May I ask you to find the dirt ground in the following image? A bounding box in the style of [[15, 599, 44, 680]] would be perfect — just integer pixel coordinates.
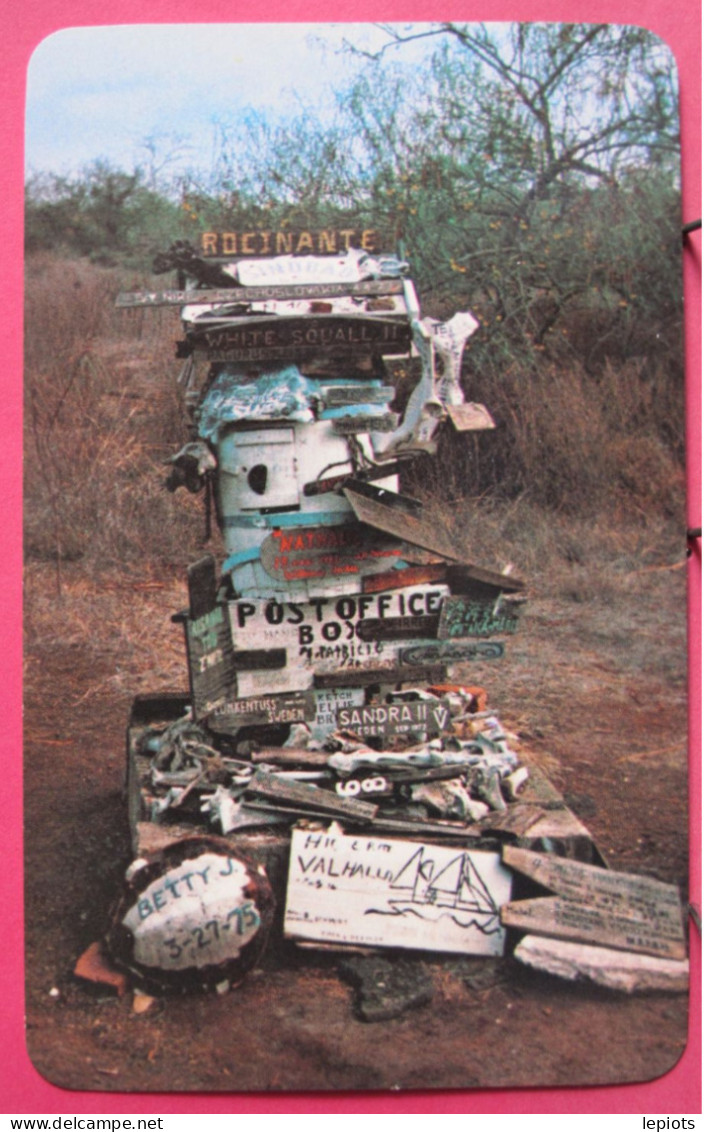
[[23, 547, 695, 1095]]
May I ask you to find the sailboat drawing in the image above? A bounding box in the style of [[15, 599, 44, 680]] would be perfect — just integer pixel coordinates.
[[365, 846, 503, 934]]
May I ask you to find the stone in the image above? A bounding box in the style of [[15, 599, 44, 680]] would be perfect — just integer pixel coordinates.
[[513, 934, 689, 994], [338, 955, 434, 1022]]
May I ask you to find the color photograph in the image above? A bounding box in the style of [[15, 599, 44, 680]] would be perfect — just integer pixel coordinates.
[[22, 21, 692, 1094]]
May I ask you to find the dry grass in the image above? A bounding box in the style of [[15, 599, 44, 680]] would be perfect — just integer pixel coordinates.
[[24, 254, 207, 586]]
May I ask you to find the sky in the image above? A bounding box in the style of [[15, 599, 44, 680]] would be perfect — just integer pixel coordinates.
[[25, 23, 420, 181]]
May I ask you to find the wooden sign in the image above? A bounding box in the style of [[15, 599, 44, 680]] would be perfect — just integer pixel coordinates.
[[356, 614, 439, 641], [322, 385, 395, 407], [336, 697, 454, 739], [227, 583, 449, 695], [107, 838, 275, 992], [191, 316, 412, 363], [183, 604, 236, 718], [208, 693, 309, 730], [116, 279, 405, 308], [501, 847, 687, 960], [284, 827, 512, 955], [399, 641, 505, 664], [438, 595, 520, 639], [500, 896, 686, 960], [332, 414, 398, 435], [200, 228, 385, 257], [187, 555, 217, 621], [344, 485, 462, 562], [245, 770, 378, 822], [446, 403, 496, 432], [259, 522, 404, 585]]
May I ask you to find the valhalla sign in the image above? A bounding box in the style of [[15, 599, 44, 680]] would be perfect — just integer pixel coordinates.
[[200, 229, 385, 257]]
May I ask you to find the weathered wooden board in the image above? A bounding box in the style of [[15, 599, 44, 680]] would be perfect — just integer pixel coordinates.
[[335, 697, 454, 739], [446, 403, 496, 432], [356, 614, 439, 641], [303, 461, 406, 497], [284, 827, 512, 955], [192, 315, 412, 363], [313, 664, 447, 689], [332, 414, 398, 435], [477, 806, 546, 837], [259, 522, 404, 585], [500, 895, 686, 960], [116, 280, 404, 308], [503, 846, 685, 912], [187, 555, 218, 620], [362, 564, 448, 593], [438, 595, 520, 639], [246, 770, 378, 822], [199, 228, 387, 258], [399, 641, 505, 664], [227, 584, 450, 695], [182, 605, 237, 719], [208, 693, 309, 731], [322, 385, 395, 406]]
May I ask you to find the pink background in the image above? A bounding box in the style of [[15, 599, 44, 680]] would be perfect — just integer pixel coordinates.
[[3, 0, 700, 1114]]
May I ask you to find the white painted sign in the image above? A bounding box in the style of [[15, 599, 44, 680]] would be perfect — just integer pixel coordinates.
[[122, 853, 262, 971], [229, 584, 449, 695], [284, 826, 512, 955]]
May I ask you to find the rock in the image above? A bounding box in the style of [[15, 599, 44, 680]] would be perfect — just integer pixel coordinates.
[[132, 991, 156, 1014], [513, 934, 689, 993], [74, 940, 129, 997], [338, 955, 434, 1022]]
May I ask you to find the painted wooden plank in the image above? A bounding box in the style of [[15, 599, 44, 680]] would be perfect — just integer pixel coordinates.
[[250, 748, 331, 768], [446, 403, 496, 432], [477, 805, 545, 837], [187, 555, 218, 621], [356, 614, 439, 641], [313, 664, 447, 689], [227, 585, 449, 693], [259, 522, 405, 585], [191, 315, 412, 363], [500, 895, 686, 960], [303, 461, 406, 497], [335, 697, 453, 739], [207, 693, 309, 730], [230, 648, 287, 671], [322, 385, 395, 406], [332, 414, 398, 435], [438, 595, 520, 639], [344, 486, 462, 562], [362, 564, 448, 593], [398, 641, 505, 664], [199, 228, 388, 258], [116, 280, 404, 308], [246, 770, 378, 822], [284, 827, 512, 955], [182, 605, 237, 719], [503, 846, 685, 909]]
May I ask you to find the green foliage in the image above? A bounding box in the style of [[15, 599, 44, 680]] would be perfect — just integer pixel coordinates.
[[25, 160, 189, 265], [24, 22, 684, 512]]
